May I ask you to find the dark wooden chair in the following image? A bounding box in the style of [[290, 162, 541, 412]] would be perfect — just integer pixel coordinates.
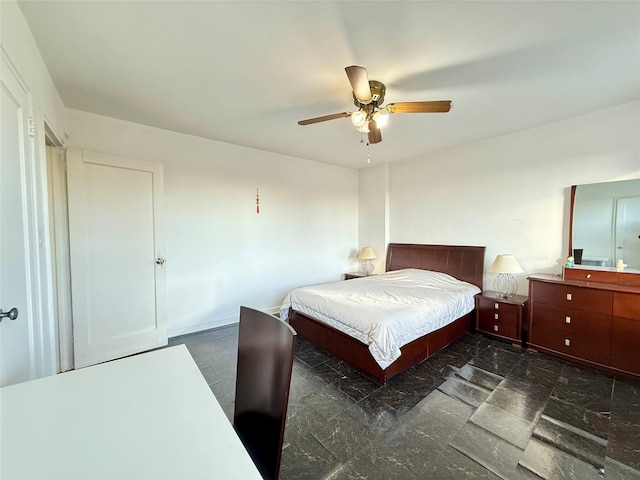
[[233, 306, 297, 480]]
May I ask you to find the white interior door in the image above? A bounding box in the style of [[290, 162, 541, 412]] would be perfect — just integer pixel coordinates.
[[67, 149, 167, 368], [0, 55, 35, 386], [615, 196, 640, 269]]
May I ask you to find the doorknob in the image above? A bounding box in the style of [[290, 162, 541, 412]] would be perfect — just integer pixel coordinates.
[[156, 257, 166, 266], [0, 308, 18, 321]]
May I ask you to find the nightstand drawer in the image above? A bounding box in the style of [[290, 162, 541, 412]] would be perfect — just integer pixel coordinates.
[[477, 298, 519, 322], [477, 313, 518, 339], [477, 307, 519, 327]]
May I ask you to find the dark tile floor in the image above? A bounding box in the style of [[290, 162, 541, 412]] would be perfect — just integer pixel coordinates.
[[168, 326, 640, 480]]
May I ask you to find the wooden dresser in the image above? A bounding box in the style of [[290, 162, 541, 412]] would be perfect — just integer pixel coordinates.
[[528, 268, 640, 378]]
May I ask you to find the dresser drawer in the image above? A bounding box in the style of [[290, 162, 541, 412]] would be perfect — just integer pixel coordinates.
[[618, 272, 640, 287], [531, 326, 611, 365], [530, 302, 611, 364], [531, 281, 613, 315], [613, 292, 640, 320], [530, 302, 609, 334], [612, 316, 640, 374], [564, 267, 618, 284]]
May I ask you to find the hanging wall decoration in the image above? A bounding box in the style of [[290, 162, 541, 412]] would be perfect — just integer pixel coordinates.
[[256, 188, 260, 214]]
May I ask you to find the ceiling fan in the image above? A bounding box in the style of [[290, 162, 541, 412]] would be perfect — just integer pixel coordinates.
[[298, 65, 452, 144]]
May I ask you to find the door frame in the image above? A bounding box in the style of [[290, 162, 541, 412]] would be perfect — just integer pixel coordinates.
[[613, 195, 640, 268], [45, 138, 73, 372], [1, 49, 60, 382], [32, 118, 66, 378]]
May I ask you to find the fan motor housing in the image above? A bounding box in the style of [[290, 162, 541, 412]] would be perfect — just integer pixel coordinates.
[[354, 80, 386, 107]]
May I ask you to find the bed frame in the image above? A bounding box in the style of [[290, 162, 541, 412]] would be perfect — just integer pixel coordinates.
[[288, 243, 485, 384]]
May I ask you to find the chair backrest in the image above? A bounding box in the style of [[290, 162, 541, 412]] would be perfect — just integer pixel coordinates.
[[233, 306, 297, 480]]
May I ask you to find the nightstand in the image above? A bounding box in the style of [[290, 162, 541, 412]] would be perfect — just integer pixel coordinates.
[[344, 272, 373, 280], [475, 291, 528, 344]]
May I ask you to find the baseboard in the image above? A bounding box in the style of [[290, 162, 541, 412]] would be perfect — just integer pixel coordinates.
[[168, 317, 237, 338], [168, 305, 281, 338]]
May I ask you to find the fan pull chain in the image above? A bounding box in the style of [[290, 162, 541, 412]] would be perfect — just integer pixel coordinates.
[[359, 133, 371, 164]]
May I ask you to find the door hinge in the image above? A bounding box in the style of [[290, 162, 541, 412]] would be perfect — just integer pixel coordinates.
[[28, 117, 36, 138], [64, 159, 68, 173]]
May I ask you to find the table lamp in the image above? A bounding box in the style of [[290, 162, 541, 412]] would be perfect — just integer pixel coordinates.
[[358, 247, 376, 275], [488, 254, 523, 298]]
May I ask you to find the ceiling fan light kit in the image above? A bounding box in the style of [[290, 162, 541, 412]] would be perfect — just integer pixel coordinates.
[[298, 65, 452, 147], [372, 109, 389, 128], [351, 110, 367, 128]]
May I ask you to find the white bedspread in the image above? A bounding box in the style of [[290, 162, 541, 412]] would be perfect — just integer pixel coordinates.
[[280, 269, 480, 369]]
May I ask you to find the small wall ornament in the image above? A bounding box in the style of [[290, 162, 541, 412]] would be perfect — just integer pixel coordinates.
[[256, 188, 260, 214]]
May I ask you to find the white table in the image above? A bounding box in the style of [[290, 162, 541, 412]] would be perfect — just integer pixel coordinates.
[[0, 345, 262, 479]]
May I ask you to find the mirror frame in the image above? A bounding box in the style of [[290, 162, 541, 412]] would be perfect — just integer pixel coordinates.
[[568, 185, 577, 257]]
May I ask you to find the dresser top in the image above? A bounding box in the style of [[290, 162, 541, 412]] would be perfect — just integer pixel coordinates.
[[528, 273, 640, 294]]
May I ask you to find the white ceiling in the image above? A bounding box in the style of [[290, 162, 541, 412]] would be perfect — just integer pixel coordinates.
[[18, 1, 640, 170]]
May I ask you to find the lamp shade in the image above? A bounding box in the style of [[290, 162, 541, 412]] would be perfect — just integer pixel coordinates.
[[372, 109, 389, 128], [488, 254, 523, 274], [358, 247, 376, 260], [351, 110, 367, 128]]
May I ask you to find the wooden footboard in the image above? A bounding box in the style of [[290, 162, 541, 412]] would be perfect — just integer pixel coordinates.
[[289, 309, 473, 384]]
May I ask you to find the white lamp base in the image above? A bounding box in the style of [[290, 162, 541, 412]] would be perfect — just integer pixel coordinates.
[[493, 273, 517, 298], [361, 259, 374, 276]]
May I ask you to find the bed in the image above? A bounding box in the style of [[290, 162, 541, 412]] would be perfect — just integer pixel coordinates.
[[281, 244, 485, 384]]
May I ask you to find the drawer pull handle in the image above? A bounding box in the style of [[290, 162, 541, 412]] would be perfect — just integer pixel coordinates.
[[565, 339, 571, 347], [565, 316, 571, 324], [586, 274, 591, 279], [494, 303, 499, 309], [494, 325, 499, 332], [495, 313, 499, 320], [566, 293, 572, 301]]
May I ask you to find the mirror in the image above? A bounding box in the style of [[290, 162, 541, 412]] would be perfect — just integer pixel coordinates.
[[570, 179, 640, 269]]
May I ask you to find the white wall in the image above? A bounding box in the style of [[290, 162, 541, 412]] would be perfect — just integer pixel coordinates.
[[1, 1, 65, 135], [358, 164, 389, 274], [64, 109, 359, 336], [387, 101, 640, 294]]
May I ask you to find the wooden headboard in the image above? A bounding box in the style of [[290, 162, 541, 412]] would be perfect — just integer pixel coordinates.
[[386, 243, 485, 290]]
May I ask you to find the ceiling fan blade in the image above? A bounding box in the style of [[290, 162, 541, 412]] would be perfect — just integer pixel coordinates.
[[387, 100, 452, 114], [368, 120, 382, 144], [298, 112, 351, 126], [345, 65, 372, 103]]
